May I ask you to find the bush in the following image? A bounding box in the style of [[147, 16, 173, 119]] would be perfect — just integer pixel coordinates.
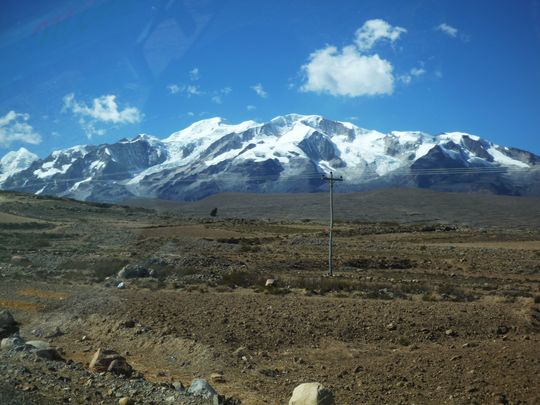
[[219, 270, 265, 288]]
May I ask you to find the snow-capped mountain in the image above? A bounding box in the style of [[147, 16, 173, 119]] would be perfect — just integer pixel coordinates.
[[1, 114, 539, 202], [0, 147, 39, 183]]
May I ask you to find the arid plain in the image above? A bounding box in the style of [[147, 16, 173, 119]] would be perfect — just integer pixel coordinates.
[[1, 189, 539, 404]]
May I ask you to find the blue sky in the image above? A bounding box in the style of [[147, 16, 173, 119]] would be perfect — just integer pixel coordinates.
[[1, 0, 540, 157]]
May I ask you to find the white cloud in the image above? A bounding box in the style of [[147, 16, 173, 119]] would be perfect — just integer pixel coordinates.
[[300, 19, 407, 97], [436, 23, 458, 38], [189, 67, 200, 81], [63, 93, 142, 138], [184, 85, 202, 96], [167, 84, 181, 94], [398, 66, 427, 85], [301, 45, 394, 96], [167, 84, 202, 97], [0, 110, 42, 147], [410, 67, 426, 77], [355, 19, 407, 51], [211, 87, 232, 104], [399, 75, 412, 85], [246, 105, 256, 111], [251, 83, 268, 98]]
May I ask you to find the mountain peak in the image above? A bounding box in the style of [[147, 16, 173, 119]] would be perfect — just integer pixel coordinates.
[[0, 147, 39, 182], [1, 115, 538, 201]]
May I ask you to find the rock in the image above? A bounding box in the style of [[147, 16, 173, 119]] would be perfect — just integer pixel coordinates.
[[35, 348, 64, 361], [118, 397, 134, 405], [445, 329, 457, 337], [117, 282, 126, 289], [1, 335, 25, 350], [210, 373, 225, 383], [89, 348, 133, 376], [187, 378, 218, 399], [265, 279, 277, 287], [289, 382, 335, 405], [108, 358, 133, 375], [118, 264, 150, 279], [26, 340, 51, 350], [10, 255, 31, 266], [233, 346, 248, 358], [497, 325, 510, 335], [0, 309, 18, 338], [172, 381, 185, 392], [386, 322, 397, 331], [121, 319, 136, 328]]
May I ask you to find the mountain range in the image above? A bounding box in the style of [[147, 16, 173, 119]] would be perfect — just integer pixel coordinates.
[[1, 114, 539, 202]]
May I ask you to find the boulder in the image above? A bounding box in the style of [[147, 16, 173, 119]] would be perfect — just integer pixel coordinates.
[[289, 382, 335, 405], [118, 264, 150, 279], [89, 348, 133, 376], [0, 309, 18, 338], [10, 255, 31, 266], [187, 379, 218, 399], [1, 335, 25, 350], [26, 340, 50, 350], [265, 279, 277, 287], [35, 348, 64, 361]]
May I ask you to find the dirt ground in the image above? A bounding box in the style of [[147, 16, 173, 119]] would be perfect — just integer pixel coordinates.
[[1, 190, 539, 404]]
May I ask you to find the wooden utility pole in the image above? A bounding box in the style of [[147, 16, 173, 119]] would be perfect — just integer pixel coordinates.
[[322, 171, 343, 276]]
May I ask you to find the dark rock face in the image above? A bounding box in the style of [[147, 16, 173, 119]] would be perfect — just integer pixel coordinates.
[[0, 310, 18, 339]]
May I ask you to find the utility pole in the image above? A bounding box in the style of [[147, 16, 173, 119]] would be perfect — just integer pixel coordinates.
[[322, 171, 343, 276]]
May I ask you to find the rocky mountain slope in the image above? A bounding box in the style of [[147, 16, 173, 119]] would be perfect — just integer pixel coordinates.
[[1, 115, 539, 202]]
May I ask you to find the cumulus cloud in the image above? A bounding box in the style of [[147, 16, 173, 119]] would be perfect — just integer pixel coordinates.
[[300, 19, 406, 97], [355, 19, 407, 51], [301, 45, 394, 96], [436, 23, 458, 38], [251, 83, 268, 98], [0, 111, 42, 147], [63, 93, 142, 138]]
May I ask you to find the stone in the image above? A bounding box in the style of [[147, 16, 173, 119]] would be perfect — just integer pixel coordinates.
[[265, 279, 277, 287], [26, 340, 51, 350], [445, 329, 457, 337], [118, 264, 150, 279], [35, 348, 64, 361], [172, 381, 185, 392], [289, 382, 335, 405], [1, 335, 25, 350], [118, 397, 134, 405], [89, 348, 133, 376], [117, 282, 126, 289], [386, 322, 397, 331], [10, 255, 31, 266], [210, 373, 225, 383], [108, 358, 133, 376], [0, 309, 18, 338], [187, 378, 218, 399]]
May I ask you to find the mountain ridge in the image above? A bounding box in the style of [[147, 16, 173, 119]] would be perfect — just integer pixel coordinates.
[[1, 114, 539, 202]]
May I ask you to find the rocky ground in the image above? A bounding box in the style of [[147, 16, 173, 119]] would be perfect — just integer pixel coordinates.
[[1, 190, 539, 404]]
